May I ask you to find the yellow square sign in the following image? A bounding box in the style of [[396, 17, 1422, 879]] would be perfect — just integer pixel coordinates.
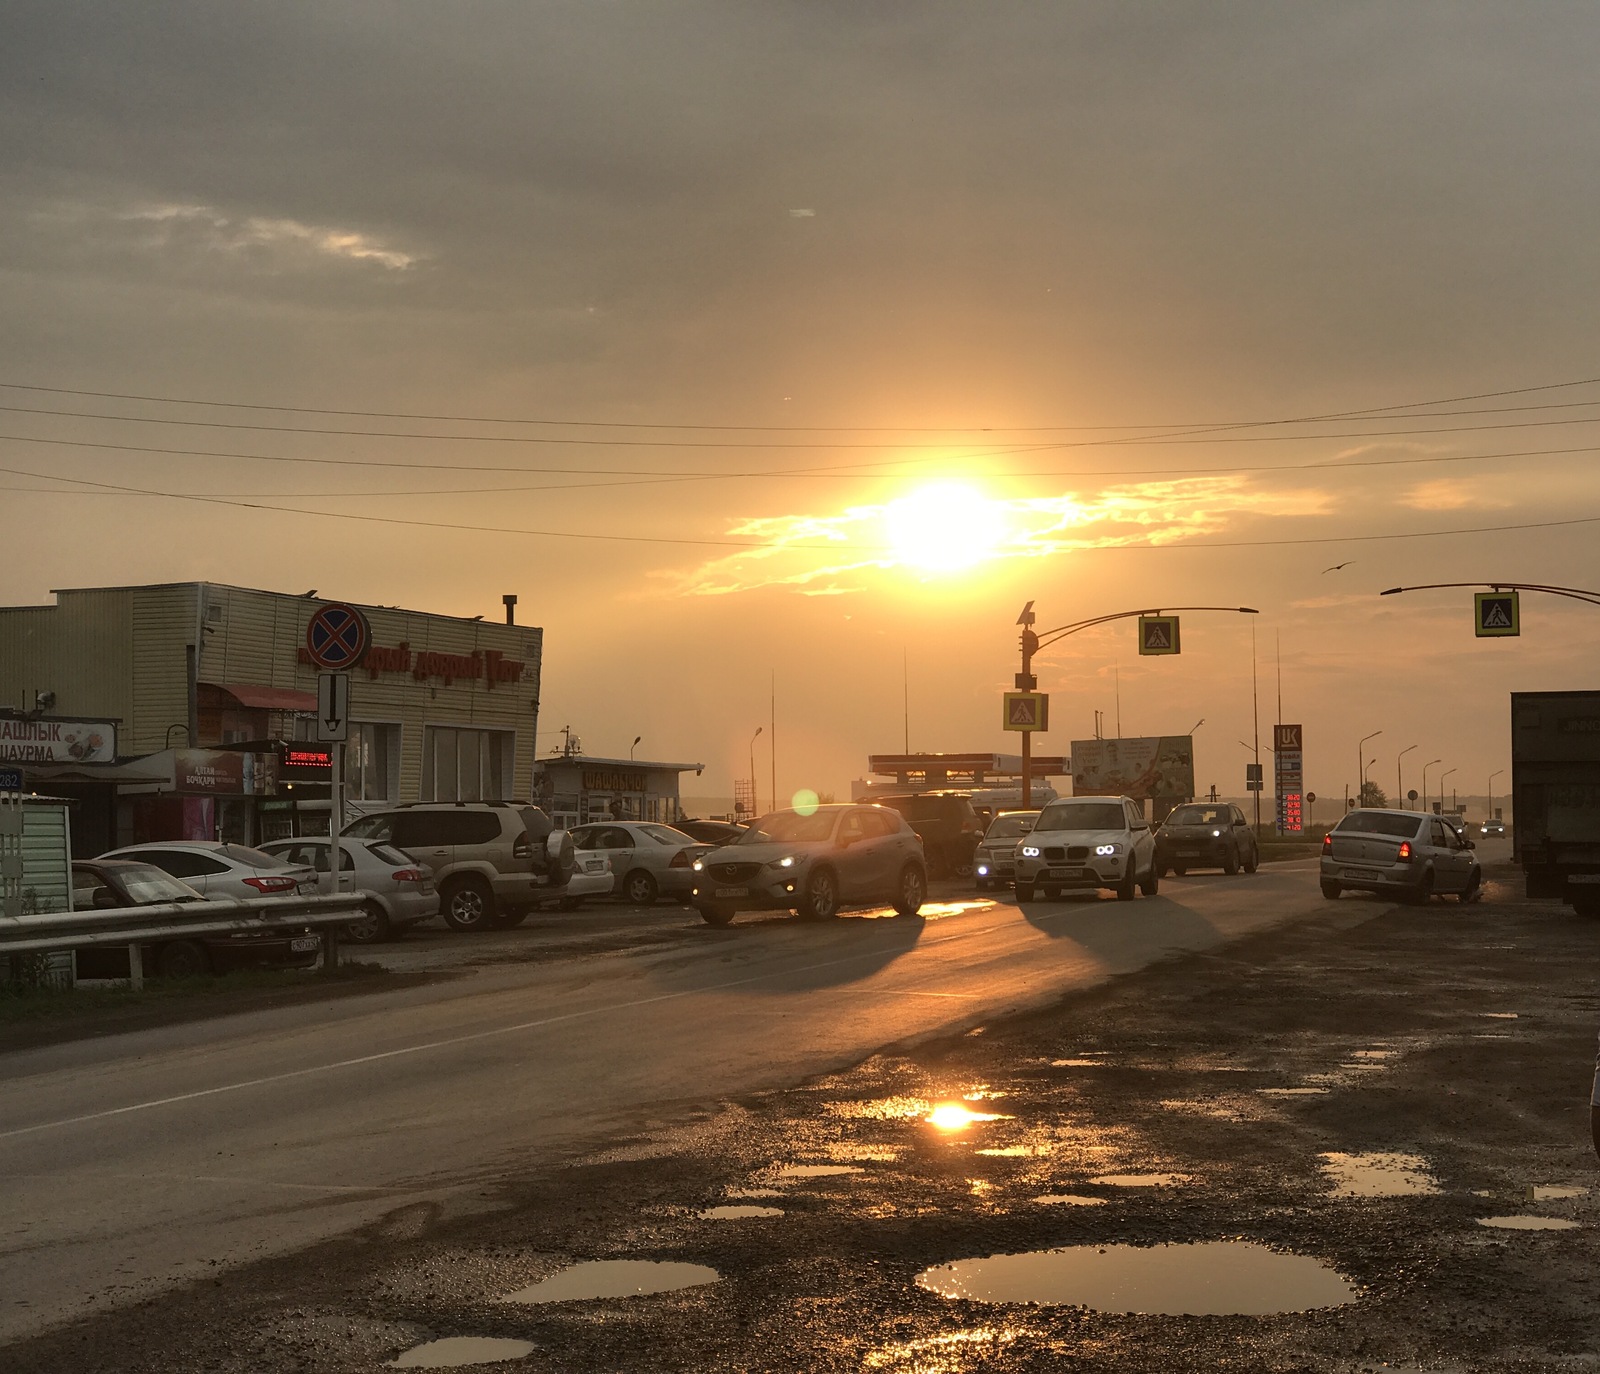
[[1138, 615, 1181, 655], [1475, 591, 1519, 637], [1003, 692, 1049, 732]]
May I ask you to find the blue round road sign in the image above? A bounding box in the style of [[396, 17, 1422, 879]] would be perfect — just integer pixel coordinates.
[[305, 603, 371, 670]]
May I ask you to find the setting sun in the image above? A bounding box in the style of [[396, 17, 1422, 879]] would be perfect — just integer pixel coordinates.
[[883, 483, 1005, 573]]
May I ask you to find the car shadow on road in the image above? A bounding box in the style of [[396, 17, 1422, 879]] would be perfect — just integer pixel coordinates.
[[1013, 891, 1226, 959], [676, 909, 931, 992]]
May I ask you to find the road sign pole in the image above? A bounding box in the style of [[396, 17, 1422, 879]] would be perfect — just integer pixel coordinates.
[[1021, 727, 1032, 810], [331, 738, 343, 899]]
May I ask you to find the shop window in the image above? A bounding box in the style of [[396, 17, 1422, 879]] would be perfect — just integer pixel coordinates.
[[421, 726, 512, 802], [344, 722, 399, 803]]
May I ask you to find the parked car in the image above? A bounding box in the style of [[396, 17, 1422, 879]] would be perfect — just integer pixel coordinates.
[[674, 819, 749, 846], [552, 850, 616, 911], [1154, 802, 1259, 876], [875, 793, 985, 878], [974, 810, 1039, 890], [1013, 796, 1159, 902], [1480, 817, 1507, 837], [1321, 808, 1482, 903], [258, 837, 438, 943], [70, 858, 320, 979], [343, 802, 575, 932], [569, 822, 711, 905], [690, 803, 927, 926], [98, 841, 318, 900]]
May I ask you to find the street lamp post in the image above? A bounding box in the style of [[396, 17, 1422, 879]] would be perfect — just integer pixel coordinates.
[[1488, 768, 1504, 822], [1421, 759, 1441, 811], [1358, 730, 1383, 806], [1440, 767, 1456, 815], [749, 727, 763, 816], [1398, 744, 1418, 810], [630, 735, 641, 760]]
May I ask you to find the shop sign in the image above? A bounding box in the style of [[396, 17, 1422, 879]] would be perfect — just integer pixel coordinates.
[[582, 768, 648, 793], [279, 744, 333, 781], [173, 749, 274, 796], [296, 642, 526, 688], [0, 718, 117, 765]]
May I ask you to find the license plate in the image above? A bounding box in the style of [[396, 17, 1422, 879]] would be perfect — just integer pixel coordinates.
[[1178, 850, 1201, 858], [290, 936, 320, 952], [1046, 868, 1083, 879], [715, 886, 749, 898], [1571, 874, 1600, 885], [1345, 868, 1381, 881]]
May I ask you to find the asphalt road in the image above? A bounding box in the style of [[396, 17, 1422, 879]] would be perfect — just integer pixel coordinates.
[[1, 856, 1336, 1347]]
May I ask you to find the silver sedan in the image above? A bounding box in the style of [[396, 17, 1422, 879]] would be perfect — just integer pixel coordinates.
[[569, 822, 712, 905], [1320, 808, 1482, 903], [260, 837, 440, 942]]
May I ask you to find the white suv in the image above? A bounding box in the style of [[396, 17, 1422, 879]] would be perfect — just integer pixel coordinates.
[[1013, 795, 1158, 902]]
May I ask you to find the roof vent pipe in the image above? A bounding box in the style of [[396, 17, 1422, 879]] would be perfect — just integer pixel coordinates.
[[502, 594, 518, 626]]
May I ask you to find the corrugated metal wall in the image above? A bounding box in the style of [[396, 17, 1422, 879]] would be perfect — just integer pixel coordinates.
[[20, 801, 71, 915]]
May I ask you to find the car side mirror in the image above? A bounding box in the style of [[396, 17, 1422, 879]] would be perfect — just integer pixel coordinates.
[[92, 886, 119, 909], [1465, 839, 1476, 850]]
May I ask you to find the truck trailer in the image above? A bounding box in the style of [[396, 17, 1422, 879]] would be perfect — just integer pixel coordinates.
[[1511, 690, 1600, 915]]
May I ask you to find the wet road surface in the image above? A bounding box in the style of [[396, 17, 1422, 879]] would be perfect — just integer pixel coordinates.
[[0, 859, 1330, 1347]]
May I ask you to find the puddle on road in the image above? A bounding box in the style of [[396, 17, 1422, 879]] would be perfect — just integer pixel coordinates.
[[391, 1337, 537, 1368], [927, 1103, 1007, 1131], [976, 1145, 1053, 1158], [1350, 1049, 1399, 1060], [1033, 1194, 1108, 1207], [700, 1205, 783, 1220], [915, 1240, 1356, 1314], [1321, 1152, 1440, 1197], [1051, 1058, 1109, 1068], [1531, 1185, 1587, 1201], [825, 1096, 929, 1121], [1089, 1173, 1186, 1188], [1258, 1087, 1331, 1097], [863, 1327, 1022, 1370], [725, 1188, 785, 1199], [1477, 1215, 1581, 1231], [1480, 1012, 1519, 1019], [500, 1260, 720, 1304], [774, 1164, 862, 1180], [826, 1145, 900, 1163]]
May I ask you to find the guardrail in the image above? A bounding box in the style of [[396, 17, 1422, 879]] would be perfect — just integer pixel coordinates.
[[0, 892, 367, 989]]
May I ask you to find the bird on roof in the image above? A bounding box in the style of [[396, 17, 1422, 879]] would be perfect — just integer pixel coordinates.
[[471, 614, 484, 621], [303, 589, 318, 597], [1321, 561, 1354, 574]]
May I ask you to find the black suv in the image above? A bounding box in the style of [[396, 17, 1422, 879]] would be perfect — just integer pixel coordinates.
[[345, 802, 574, 931], [875, 793, 984, 878]]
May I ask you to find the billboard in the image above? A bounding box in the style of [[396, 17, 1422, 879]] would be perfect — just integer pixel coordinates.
[[0, 718, 116, 765], [1071, 736, 1195, 801], [1273, 723, 1304, 834]]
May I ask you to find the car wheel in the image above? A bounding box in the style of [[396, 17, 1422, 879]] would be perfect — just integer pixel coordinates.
[[699, 904, 735, 927], [1140, 863, 1159, 897], [1244, 845, 1259, 874], [440, 876, 496, 932], [975, 877, 990, 892], [952, 855, 976, 879], [801, 867, 840, 920], [893, 862, 926, 917], [558, 895, 586, 912], [1406, 869, 1436, 905], [1575, 899, 1600, 919], [1156, 862, 1169, 879], [345, 901, 391, 944], [1116, 867, 1137, 902], [1015, 882, 1036, 903], [1320, 879, 1342, 899], [623, 870, 659, 906], [493, 907, 528, 929], [155, 939, 209, 979], [1456, 868, 1482, 903], [1173, 864, 1187, 877], [1223, 848, 1240, 876], [1042, 886, 1061, 900]]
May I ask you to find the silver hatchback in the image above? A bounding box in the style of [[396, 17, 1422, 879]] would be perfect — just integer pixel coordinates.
[[1321, 808, 1482, 903]]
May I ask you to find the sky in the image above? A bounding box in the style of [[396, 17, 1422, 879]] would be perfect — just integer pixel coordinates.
[[2, 2, 1599, 814]]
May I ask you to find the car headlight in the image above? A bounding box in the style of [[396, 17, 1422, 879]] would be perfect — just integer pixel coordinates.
[[977, 864, 989, 876], [1021, 845, 1041, 858], [692, 859, 704, 872], [766, 855, 796, 869], [1095, 844, 1118, 856], [1212, 829, 1222, 837]]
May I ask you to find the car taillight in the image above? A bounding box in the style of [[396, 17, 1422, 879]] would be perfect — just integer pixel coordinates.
[[670, 850, 691, 868], [391, 868, 426, 883], [245, 876, 297, 894], [512, 832, 532, 859], [1321, 833, 1332, 854], [1396, 840, 1413, 862]]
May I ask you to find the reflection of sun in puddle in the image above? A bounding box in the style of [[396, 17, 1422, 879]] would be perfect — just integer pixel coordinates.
[[863, 1326, 1021, 1371], [1051, 1058, 1108, 1068], [1320, 1151, 1440, 1197], [1480, 1012, 1519, 1019], [1089, 1173, 1186, 1188], [1258, 1087, 1330, 1097], [500, 1259, 720, 1304], [825, 1096, 929, 1121], [391, 1337, 538, 1368], [927, 1103, 1006, 1131], [1033, 1194, 1108, 1207], [969, 1178, 995, 1197], [701, 1205, 783, 1220], [915, 1241, 1355, 1314], [826, 1145, 901, 1162], [1477, 1215, 1580, 1231], [976, 1144, 1053, 1158], [774, 1164, 862, 1180]]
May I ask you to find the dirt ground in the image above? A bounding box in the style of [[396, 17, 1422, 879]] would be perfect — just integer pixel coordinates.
[[10, 860, 1600, 1373]]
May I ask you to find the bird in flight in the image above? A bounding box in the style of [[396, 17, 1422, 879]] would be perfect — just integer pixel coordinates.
[[1322, 561, 1354, 574]]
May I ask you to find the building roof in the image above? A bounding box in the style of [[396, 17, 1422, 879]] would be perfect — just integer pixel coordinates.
[[537, 754, 704, 775]]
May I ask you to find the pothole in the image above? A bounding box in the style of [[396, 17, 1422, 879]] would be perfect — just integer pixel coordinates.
[[1032, 1194, 1108, 1207], [500, 1260, 721, 1304], [1320, 1151, 1440, 1197], [700, 1205, 783, 1220], [391, 1337, 538, 1368], [1477, 1215, 1581, 1231], [915, 1240, 1356, 1314]]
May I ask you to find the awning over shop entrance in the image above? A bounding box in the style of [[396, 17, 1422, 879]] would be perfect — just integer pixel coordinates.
[[202, 682, 319, 713]]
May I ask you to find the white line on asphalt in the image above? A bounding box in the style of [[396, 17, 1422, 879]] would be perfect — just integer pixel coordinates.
[[0, 921, 1006, 1142]]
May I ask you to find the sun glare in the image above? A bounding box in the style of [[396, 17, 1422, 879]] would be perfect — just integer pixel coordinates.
[[883, 483, 1004, 573]]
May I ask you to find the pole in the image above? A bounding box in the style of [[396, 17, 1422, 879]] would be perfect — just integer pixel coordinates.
[[1251, 621, 1260, 832], [330, 738, 344, 900], [903, 648, 909, 753], [770, 669, 776, 816], [1398, 744, 1418, 810], [1114, 661, 1121, 738]]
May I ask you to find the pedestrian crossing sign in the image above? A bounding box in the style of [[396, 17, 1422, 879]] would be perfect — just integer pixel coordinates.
[[1474, 590, 1520, 638], [1003, 692, 1049, 732], [1137, 615, 1181, 655]]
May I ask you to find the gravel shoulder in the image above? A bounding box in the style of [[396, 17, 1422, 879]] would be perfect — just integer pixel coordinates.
[[9, 861, 1599, 1373]]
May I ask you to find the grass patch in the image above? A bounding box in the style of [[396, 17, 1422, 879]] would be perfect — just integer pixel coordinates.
[[0, 960, 389, 1027]]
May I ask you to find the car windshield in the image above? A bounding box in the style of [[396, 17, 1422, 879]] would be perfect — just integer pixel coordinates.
[[1037, 801, 1126, 832], [985, 814, 1037, 840], [739, 810, 839, 844], [115, 865, 203, 905], [1337, 811, 1422, 838], [1164, 805, 1227, 827], [342, 814, 390, 840]]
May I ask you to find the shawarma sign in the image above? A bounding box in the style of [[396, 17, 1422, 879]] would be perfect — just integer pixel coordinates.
[[0, 718, 118, 765]]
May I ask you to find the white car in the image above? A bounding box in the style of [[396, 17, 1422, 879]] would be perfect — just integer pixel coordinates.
[[1012, 795, 1159, 902], [553, 850, 616, 911], [569, 822, 712, 905], [99, 841, 318, 901], [259, 837, 439, 943]]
